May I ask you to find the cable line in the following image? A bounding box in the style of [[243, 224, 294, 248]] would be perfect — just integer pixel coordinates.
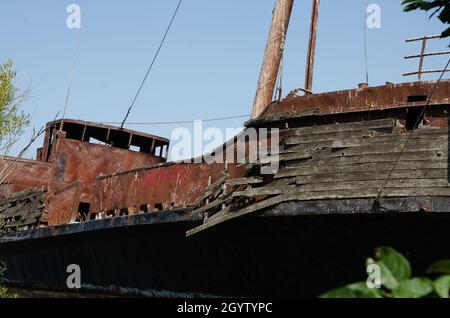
[[120, 0, 184, 129], [105, 114, 250, 126], [375, 58, 450, 202]]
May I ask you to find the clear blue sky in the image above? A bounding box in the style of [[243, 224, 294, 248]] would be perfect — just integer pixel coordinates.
[[1, 0, 448, 159]]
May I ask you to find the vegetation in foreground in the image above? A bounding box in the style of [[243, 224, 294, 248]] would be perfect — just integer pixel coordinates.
[[321, 246, 450, 298], [402, 0, 450, 40], [0, 261, 17, 299]]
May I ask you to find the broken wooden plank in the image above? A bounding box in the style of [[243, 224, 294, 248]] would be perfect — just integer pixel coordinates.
[[295, 178, 450, 192], [285, 130, 447, 146], [233, 185, 296, 198], [275, 160, 449, 179], [287, 187, 450, 201], [186, 195, 286, 237], [191, 195, 232, 216], [284, 150, 446, 167], [245, 109, 320, 127], [226, 177, 264, 186], [284, 140, 447, 159], [295, 169, 448, 184], [281, 118, 395, 136]]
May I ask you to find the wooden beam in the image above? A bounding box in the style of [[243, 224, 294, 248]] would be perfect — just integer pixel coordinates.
[[304, 0, 320, 93], [251, 0, 294, 119]]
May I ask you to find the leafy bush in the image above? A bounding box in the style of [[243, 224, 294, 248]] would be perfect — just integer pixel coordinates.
[[320, 247, 450, 298], [402, 0, 450, 39], [0, 261, 17, 298]]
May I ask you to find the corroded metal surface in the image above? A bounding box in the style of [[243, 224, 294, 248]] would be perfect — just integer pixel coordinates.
[[0, 120, 170, 227], [95, 163, 226, 216], [263, 80, 450, 117]]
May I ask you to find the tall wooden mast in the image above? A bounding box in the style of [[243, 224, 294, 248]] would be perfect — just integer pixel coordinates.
[[304, 0, 320, 94], [251, 0, 294, 119]]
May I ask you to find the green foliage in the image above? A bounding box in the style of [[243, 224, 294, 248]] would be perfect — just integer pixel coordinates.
[[391, 278, 434, 298], [402, 0, 450, 38], [320, 246, 450, 298], [433, 275, 450, 298], [0, 60, 30, 151], [321, 282, 383, 298], [428, 259, 450, 274], [365, 246, 411, 290], [0, 261, 17, 298]]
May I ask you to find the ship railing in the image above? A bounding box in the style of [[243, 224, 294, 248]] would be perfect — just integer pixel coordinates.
[[403, 34, 450, 80]]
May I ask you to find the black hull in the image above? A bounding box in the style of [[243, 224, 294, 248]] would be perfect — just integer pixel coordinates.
[[1, 202, 450, 298]]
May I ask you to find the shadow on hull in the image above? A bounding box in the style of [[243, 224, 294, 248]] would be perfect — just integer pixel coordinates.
[[1, 208, 449, 298]]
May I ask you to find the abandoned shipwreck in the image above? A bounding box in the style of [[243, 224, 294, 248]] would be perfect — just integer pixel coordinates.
[[1, 0, 450, 297]]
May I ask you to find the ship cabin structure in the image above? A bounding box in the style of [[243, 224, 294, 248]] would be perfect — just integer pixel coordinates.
[[0, 120, 169, 229]]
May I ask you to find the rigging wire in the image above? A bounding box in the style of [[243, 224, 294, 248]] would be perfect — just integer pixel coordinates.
[[61, 28, 82, 124], [55, 28, 82, 153], [363, 0, 369, 84], [102, 114, 250, 126], [275, 55, 284, 101], [375, 58, 450, 202], [120, 0, 183, 129]]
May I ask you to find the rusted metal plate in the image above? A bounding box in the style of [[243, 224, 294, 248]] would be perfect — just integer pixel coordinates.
[[95, 163, 226, 214], [0, 158, 52, 196], [263, 80, 450, 117]]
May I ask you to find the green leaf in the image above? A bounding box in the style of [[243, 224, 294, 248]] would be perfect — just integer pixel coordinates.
[[367, 258, 399, 290], [375, 247, 412, 282], [346, 282, 383, 298], [320, 282, 382, 298], [392, 278, 434, 298], [434, 275, 450, 298], [428, 260, 450, 275]]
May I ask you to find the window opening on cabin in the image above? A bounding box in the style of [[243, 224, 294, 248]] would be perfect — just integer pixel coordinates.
[[140, 204, 149, 213], [77, 202, 91, 222], [407, 95, 428, 103], [154, 203, 164, 211], [42, 121, 169, 159], [405, 107, 424, 131]]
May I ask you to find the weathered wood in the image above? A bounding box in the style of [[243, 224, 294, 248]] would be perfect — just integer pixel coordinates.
[[191, 195, 231, 216], [284, 130, 448, 146], [281, 118, 395, 136], [0, 189, 46, 231], [295, 169, 448, 184], [295, 178, 450, 192], [187, 195, 286, 237], [284, 140, 447, 159], [276, 160, 449, 179], [233, 186, 294, 198], [285, 150, 446, 167], [284, 128, 399, 144], [226, 177, 264, 186], [278, 151, 312, 162], [251, 0, 294, 119], [208, 174, 228, 190], [246, 109, 320, 127], [286, 187, 450, 201], [232, 177, 450, 198]]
